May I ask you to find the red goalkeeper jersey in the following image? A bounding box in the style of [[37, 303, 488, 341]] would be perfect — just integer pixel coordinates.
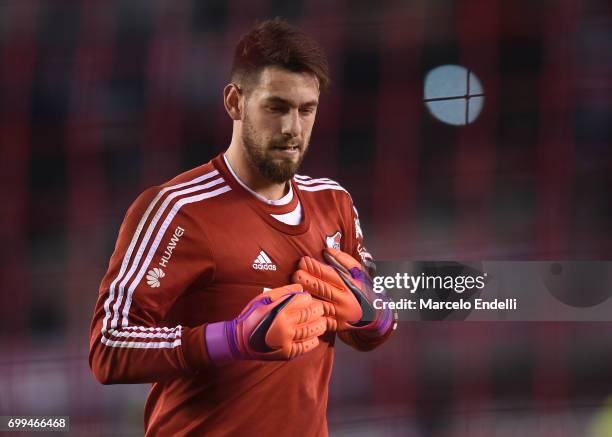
[[89, 153, 391, 436]]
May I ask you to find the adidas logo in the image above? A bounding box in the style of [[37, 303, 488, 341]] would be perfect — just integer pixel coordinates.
[[252, 250, 277, 271], [146, 267, 165, 288]]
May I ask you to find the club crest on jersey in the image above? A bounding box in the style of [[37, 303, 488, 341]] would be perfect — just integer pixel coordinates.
[[325, 231, 342, 250]]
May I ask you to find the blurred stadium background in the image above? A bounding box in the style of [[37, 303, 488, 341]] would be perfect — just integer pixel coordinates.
[[1, 0, 611, 435]]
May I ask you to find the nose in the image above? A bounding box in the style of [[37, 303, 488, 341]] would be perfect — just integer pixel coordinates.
[[281, 109, 302, 139]]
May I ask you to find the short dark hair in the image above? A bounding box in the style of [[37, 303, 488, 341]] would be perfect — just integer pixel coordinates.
[[231, 18, 330, 91]]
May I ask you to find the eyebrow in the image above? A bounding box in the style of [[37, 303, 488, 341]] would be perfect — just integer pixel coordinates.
[[264, 96, 319, 107]]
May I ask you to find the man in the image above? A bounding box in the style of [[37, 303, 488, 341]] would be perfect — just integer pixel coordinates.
[[89, 18, 395, 436]]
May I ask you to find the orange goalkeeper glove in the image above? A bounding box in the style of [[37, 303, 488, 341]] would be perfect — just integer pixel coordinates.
[[292, 248, 395, 335], [205, 284, 326, 364]]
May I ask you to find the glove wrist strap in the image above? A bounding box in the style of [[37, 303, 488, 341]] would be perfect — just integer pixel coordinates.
[[205, 321, 235, 365], [353, 294, 396, 336]]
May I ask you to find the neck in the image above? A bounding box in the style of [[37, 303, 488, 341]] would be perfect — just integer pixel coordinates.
[[225, 136, 289, 201]]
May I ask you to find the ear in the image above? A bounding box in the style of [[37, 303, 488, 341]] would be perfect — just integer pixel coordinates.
[[223, 83, 243, 121]]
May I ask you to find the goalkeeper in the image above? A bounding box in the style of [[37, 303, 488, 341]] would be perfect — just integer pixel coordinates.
[[89, 18, 395, 436]]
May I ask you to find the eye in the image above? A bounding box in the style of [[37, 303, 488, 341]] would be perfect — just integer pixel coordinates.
[[300, 107, 315, 115], [268, 105, 286, 113]]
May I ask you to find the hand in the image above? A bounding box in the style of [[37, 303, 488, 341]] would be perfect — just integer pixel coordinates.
[[292, 248, 394, 335], [205, 284, 326, 365]]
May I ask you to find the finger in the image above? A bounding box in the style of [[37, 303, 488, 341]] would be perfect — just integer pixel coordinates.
[[287, 336, 320, 359], [297, 257, 346, 289], [311, 299, 339, 331], [324, 316, 338, 332], [262, 335, 319, 360], [301, 256, 369, 299], [292, 269, 345, 303], [324, 248, 362, 271], [265, 317, 320, 352], [279, 289, 312, 310], [314, 299, 336, 318], [264, 295, 318, 347], [292, 317, 327, 341], [311, 292, 362, 328], [264, 283, 304, 302], [285, 298, 325, 325]]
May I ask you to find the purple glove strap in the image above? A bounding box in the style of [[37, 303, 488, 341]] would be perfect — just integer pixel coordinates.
[[356, 309, 394, 339], [348, 266, 393, 335], [205, 294, 297, 365], [370, 304, 394, 336], [349, 267, 370, 286], [205, 321, 234, 365]]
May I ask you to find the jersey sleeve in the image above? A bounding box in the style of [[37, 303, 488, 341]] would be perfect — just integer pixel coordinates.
[[346, 202, 375, 275], [89, 187, 214, 384], [338, 194, 395, 351]]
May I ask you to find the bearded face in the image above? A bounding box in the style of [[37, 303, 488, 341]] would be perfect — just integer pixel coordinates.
[[235, 66, 319, 184], [241, 110, 309, 184]]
